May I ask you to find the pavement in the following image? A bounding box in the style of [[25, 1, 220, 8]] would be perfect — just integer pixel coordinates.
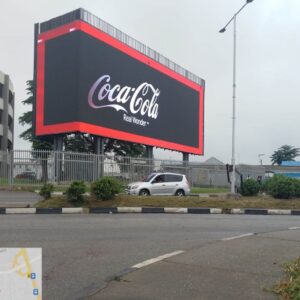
[[0, 214, 300, 299], [0, 190, 41, 207]]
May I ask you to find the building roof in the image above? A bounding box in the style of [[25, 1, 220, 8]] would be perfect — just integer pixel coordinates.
[[202, 157, 225, 166], [281, 161, 300, 167]]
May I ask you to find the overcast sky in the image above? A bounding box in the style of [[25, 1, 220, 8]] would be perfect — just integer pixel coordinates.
[[1, 0, 299, 164]]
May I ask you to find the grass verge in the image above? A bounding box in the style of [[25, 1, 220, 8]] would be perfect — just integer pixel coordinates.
[[34, 194, 300, 209], [1, 185, 228, 194], [191, 187, 229, 194], [271, 257, 300, 300]]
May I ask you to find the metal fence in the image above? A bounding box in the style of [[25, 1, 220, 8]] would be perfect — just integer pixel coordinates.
[[0, 150, 265, 188], [1, 150, 194, 187]]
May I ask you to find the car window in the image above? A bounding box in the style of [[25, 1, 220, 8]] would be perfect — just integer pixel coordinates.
[[142, 174, 156, 182], [166, 174, 183, 182], [152, 175, 165, 183]]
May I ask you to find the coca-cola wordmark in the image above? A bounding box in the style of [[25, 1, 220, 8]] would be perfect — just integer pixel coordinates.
[[88, 74, 160, 123], [35, 20, 204, 154]]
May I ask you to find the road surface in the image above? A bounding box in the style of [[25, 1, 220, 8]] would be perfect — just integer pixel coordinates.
[[0, 214, 300, 299]]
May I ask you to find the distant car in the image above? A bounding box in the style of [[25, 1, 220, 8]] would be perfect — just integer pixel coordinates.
[[15, 171, 37, 180], [126, 172, 190, 196]]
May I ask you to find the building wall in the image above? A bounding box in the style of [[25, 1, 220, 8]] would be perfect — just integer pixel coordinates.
[[0, 70, 14, 151]]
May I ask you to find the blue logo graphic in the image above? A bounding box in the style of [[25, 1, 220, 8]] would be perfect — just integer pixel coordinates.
[[31, 273, 36, 280], [33, 289, 39, 296]]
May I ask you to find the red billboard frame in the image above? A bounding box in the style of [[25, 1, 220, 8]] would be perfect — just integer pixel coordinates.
[[36, 20, 204, 155]]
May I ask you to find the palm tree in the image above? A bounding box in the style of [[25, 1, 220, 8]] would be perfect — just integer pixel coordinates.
[[270, 145, 300, 165]]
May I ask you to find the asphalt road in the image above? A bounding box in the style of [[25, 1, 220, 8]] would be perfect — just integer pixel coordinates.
[[1, 214, 300, 299], [0, 190, 41, 207]]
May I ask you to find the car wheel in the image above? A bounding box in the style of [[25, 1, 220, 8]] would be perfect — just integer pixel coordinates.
[[175, 189, 185, 197], [139, 189, 150, 196]]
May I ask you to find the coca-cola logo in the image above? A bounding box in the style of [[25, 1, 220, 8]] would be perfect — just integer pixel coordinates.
[[88, 75, 160, 119]]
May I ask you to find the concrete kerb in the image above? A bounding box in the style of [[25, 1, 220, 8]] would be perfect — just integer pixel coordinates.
[[6, 208, 36, 214], [62, 208, 84, 214], [0, 207, 300, 215], [117, 207, 142, 213], [267, 209, 291, 215]]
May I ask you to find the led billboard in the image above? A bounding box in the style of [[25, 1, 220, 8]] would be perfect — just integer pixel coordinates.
[[36, 20, 204, 154]]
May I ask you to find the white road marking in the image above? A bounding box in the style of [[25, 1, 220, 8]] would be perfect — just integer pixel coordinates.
[[0, 256, 41, 274], [288, 227, 300, 230], [222, 233, 254, 241], [131, 250, 184, 269]]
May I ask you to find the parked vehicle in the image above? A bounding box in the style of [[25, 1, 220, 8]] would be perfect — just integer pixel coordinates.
[[15, 171, 37, 180], [126, 172, 190, 196]]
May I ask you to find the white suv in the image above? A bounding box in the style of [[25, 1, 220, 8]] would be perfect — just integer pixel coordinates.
[[126, 172, 190, 196]]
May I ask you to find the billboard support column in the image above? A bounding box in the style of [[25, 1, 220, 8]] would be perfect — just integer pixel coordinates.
[[183, 152, 189, 178], [146, 146, 154, 173], [183, 152, 189, 163], [54, 135, 63, 184], [94, 136, 104, 178]]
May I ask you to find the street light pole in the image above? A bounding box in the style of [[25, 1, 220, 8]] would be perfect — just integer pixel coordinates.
[[231, 15, 237, 194], [258, 154, 265, 165], [219, 0, 254, 194]]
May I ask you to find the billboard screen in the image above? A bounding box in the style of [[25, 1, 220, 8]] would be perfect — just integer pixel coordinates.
[[36, 20, 204, 154]]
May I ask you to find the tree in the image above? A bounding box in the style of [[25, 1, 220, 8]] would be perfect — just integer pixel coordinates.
[[19, 80, 53, 182], [18, 80, 34, 141], [19, 80, 53, 146], [105, 139, 146, 174], [104, 139, 146, 157], [270, 145, 300, 165], [64, 133, 94, 153]]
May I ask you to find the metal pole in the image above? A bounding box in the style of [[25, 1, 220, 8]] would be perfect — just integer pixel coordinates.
[[219, 1, 255, 194], [9, 150, 13, 190], [183, 152, 189, 181], [94, 136, 104, 178], [231, 16, 237, 194]]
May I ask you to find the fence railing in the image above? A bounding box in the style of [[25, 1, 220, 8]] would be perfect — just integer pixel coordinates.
[[0, 150, 246, 188]]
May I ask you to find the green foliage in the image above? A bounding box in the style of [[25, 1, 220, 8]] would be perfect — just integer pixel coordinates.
[[241, 178, 260, 196], [105, 139, 145, 157], [265, 175, 295, 199], [270, 145, 300, 165], [292, 179, 300, 198], [91, 177, 122, 201], [64, 133, 94, 153], [19, 80, 54, 151], [18, 80, 34, 141], [66, 181, 86, 203], [32, 137, 53, 152], [263, 175, 300, 199], [39, 183, 54, 200], [260, 178, 272, 193], [272, 257, 300, 300]]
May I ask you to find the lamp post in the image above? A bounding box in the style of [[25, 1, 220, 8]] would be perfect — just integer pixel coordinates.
[[219, 0, 254, 194], [258, 154, 265, 165]]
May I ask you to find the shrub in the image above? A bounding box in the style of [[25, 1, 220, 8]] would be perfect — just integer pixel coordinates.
[[241, 178, 260, 196], [91, 177, 122, 201], [260, 177, 272, 194], [66, 181, 86, 203], [267, 175, 295, 199], [291, 178, 300, 198], [39, 183, 54, 200]]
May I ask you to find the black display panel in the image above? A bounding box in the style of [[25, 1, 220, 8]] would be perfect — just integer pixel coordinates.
[[36, 21, 204, 154]]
